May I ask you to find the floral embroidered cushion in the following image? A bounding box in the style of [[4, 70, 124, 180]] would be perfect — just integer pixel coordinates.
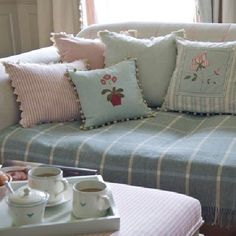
[[51, 30, 138, 70], [99, 30, 185, 108], [162, 37, 236, 114], [68, 59, 153, 129], [4, 60, 87, 128]]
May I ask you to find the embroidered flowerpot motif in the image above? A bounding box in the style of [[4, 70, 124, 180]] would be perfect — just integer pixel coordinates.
[[184, 52, 219, 87], [101, 74, 124, 106], [110, 94, 121, 106]]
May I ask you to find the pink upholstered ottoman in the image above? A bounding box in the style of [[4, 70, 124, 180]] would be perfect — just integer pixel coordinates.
[[83, 183, 203, 236]]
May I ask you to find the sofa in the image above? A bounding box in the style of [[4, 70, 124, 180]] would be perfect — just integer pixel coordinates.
[[0, 22, 236, 230]]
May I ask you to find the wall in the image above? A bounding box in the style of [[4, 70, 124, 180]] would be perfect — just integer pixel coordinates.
[[0, 0, 38, 58]]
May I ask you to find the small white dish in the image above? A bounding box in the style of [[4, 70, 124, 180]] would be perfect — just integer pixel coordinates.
[[1, 166, 29, 181], [46, 189, 71, 207]]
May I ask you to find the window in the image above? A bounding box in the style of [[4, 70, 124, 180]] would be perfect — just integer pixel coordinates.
[[82, 0, 196, 26]]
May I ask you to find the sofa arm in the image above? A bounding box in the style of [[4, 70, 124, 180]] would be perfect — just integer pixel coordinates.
[[0, 46, 60, 131], [0, 46, 59, 64]]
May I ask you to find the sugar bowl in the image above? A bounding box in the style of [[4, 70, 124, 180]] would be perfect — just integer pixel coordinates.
[[6, 187, 49, 225]]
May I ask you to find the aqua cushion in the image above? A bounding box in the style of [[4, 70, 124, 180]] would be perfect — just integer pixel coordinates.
[[99, 30, 184, 108], [68, 59, 153, 129], [162, 37, 236, 114]]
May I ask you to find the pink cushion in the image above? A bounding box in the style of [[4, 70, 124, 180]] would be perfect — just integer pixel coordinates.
[[52, 34, 105, 69], [51, 31, 138, 70], [4, 61, 87, 128]]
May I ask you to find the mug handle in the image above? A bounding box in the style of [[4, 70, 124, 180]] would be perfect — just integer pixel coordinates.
[[55, 179, 69, 197], [97, 195, 110, 211]]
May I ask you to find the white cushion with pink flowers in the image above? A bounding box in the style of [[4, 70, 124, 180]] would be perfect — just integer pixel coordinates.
[[162, 37, 236, 114]]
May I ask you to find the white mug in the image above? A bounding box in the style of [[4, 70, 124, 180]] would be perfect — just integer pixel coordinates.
[[28, 166, 69, 204], [72, 180, 110, 218]]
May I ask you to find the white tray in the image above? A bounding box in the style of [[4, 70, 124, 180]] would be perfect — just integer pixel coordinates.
[[0, 175, 120, 236]]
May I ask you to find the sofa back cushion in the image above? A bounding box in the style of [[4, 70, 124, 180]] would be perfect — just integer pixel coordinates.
[[4, 60, 87, 128], [77, 22, 236, 42]]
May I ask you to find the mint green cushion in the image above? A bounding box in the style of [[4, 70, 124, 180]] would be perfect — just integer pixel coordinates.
[[68, 59, 153, 129], [99, 30, 184, 108], [162, 38, 236, 114]]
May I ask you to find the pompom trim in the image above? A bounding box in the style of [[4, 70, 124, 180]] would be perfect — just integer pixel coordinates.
[[70, 58, 154, 131]]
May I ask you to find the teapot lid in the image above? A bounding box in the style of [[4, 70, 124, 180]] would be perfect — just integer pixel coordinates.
[[8, 187, 48, 206]]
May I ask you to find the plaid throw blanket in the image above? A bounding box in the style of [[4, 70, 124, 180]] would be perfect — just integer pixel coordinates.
[[0, 111, 235, 227]]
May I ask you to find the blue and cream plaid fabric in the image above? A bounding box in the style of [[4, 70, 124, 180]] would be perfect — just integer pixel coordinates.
[[0, 111, 235, 227]]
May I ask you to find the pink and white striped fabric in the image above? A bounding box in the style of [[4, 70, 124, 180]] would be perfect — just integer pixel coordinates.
[[82, 183, 203, 236], [4, 61, 87, 128]]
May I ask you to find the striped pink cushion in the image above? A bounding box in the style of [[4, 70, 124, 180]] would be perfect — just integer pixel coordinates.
[[4, 61, 87, 128]]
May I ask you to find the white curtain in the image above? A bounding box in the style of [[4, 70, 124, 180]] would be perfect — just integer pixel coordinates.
[[37, 0, 82, 47], [196, 0, 236, 23]]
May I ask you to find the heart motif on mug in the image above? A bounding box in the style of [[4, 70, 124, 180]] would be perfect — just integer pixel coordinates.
[[80, 202, 86, 207], [27, 213, 34, 218]]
